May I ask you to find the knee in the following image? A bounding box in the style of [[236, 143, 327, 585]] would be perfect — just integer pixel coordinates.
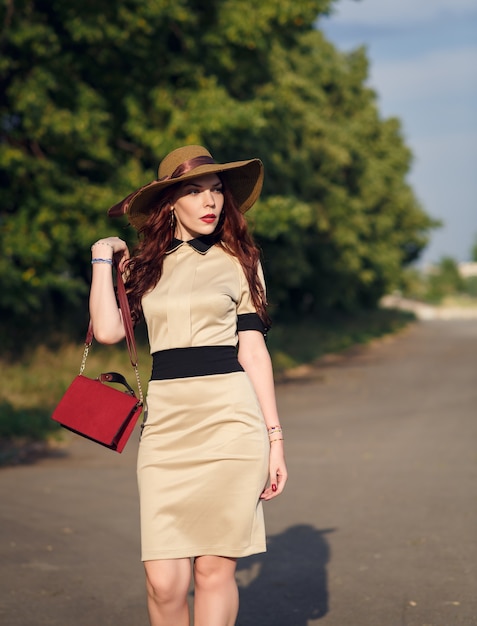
[[194, 556, 237, 592], [145, 569, 176, 604], [145, 563, 189, 606]]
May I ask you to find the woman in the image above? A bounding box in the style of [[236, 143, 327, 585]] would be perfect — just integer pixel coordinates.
[[89, 145, 287, 626]]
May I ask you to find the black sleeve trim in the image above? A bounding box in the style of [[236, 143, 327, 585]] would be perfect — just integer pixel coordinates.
[[237, 312, 269, 335]]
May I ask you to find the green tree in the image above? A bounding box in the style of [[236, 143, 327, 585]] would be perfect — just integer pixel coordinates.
[[425, 257, 465, 304], [1, 0, 436, 344], [249, 33, 436, 312]]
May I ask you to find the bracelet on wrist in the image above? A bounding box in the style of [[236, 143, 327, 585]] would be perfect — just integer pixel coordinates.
[[268, 425, 283, 441], [270, 438, 284, 444], [91, 258, 113, 265], [267, 425, 282, 434]]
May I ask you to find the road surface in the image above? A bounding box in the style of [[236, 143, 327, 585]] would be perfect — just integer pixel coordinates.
[[1, 319, 476, 625]]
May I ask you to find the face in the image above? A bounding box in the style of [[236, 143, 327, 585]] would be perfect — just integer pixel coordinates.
[[171, 174, 224, 240]]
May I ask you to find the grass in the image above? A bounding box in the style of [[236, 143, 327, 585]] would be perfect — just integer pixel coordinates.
[[0, 308, 414, 447], [267, 307, 415, 373], [439, 294, 477, 308]]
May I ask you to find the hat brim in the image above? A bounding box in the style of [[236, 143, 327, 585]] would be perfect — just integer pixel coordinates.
[[109, 159, 263, 230]]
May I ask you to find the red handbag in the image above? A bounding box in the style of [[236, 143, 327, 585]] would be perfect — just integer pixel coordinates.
[[51, 261, 144, 452]]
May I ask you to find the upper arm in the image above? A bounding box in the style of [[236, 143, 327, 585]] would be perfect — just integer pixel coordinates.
[[237, 329, 268, 368]]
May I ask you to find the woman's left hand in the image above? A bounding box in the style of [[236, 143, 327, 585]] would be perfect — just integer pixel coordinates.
[[260, 443, 287, 501]]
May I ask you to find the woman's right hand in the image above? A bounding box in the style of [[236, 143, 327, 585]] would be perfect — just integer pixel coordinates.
[[91, 237, 130, 272]]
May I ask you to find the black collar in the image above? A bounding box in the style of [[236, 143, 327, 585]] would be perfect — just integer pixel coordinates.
[[167, 233, 220, 255]]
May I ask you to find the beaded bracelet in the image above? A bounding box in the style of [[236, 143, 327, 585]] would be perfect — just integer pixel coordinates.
[[91, 258, 113, 265], [268, 425, 283, 443]]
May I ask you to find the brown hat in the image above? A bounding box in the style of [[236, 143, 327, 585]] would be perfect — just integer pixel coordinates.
[[108, 145, 264, 229]]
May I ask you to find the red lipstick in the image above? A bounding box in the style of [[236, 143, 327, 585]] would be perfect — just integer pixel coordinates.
[[200, 214, 216, 223]]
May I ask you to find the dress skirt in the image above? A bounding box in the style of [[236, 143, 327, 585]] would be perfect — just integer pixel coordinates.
[[137, 371, 269, 561]]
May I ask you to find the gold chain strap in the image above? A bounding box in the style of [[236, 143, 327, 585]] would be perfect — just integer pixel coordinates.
[[134, 364, 144, 404], [79, 342, 91, 375], [80, 263, 143, 404]]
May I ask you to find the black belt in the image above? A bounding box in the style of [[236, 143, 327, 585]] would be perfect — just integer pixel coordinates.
[[151, 346, 244, 380]]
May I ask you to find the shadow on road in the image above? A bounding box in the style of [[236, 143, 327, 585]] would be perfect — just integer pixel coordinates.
[[236, 524, 335, 625]]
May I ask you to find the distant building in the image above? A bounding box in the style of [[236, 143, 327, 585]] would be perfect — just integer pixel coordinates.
[[458, 262, 477, 278]]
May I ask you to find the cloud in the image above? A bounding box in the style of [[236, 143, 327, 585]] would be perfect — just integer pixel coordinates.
[[369, 45, 477, 106], [330, 0, 477, 25]]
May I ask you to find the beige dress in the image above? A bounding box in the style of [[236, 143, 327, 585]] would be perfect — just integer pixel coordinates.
[[137, 236, 269, 561]]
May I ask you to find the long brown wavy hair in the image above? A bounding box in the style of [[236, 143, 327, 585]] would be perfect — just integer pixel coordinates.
[[125, 179, 271, 330]]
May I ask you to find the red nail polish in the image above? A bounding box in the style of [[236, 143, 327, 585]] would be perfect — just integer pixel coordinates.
[[272, 484, 277, 492]]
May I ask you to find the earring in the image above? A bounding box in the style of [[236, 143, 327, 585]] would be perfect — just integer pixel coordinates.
[[169, 209, 176, 231]]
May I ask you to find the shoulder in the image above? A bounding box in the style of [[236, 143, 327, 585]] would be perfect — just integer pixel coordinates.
[[211, 243, 241, 271]]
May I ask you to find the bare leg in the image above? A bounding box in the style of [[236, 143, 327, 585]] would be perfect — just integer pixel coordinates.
[[193, 555, 239, 626], [144, 558, 191, 626]]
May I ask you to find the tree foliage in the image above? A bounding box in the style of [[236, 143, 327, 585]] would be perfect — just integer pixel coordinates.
[[0, 0, 436, 341], [472, 235, 477, 263], [401, 257, 476, 304]]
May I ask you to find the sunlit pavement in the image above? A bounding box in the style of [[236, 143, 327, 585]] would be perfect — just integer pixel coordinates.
[[1, 319, 476, 626]]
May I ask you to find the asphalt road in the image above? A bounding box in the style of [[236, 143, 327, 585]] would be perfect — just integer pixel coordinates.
[[0, 319, 476, 626]]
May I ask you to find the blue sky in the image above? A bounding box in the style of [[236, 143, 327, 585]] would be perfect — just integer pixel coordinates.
[[319, 0, 477, 265]]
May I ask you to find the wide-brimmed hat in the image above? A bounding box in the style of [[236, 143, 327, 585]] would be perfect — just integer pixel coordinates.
[[108, 145, 264, 229]]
